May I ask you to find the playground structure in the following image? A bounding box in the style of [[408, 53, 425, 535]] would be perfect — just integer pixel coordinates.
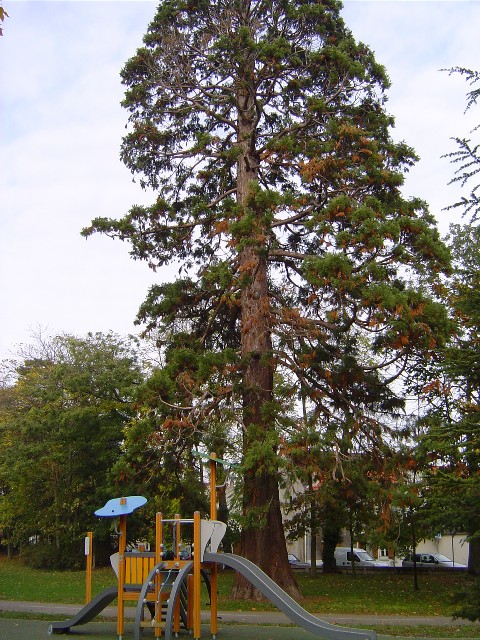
[[49, 453, 376, 640]]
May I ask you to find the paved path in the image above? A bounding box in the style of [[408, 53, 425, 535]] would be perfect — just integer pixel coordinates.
[[0, 618, 388, 640], [0, 600, 479, 640]]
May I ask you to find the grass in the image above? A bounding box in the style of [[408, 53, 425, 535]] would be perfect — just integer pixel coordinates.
[[1, 555, 479, 638], [213, 569, 469, 616], [349, 625, 480, 639], [219, 623, 480, 639], [0, 555, 114, 603], [0, 555, 471, 614]]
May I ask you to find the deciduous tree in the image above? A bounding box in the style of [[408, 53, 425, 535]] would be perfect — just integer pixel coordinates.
[[414, 225, 480, 576], [0, 333, 143, 567]]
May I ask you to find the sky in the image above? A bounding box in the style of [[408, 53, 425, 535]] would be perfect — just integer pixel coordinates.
[[1, 0, 479, 363]]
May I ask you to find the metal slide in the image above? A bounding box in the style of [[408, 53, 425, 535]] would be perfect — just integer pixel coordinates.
[[48, 585, 118, 634], [202, 552, 377, 640]]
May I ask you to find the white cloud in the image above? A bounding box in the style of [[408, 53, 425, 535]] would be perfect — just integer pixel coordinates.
[[342, 1, 480, 226], [1, 1, 479, 359], [1, 1, 158, 357]]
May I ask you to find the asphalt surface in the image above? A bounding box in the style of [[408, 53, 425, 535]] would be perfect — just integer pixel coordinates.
[[0, 600, 479, 640]]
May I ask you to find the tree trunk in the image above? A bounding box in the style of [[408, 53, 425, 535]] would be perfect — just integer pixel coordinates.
[[231, 63, 300, 600], [217, 485, 232, 553], [349, 519, 356, 577], [468, 535, 480, 576], [322, 521, 341, 573], [309, 524, 317, 576], [410, 510, 419, 591], [308, 473, 318, 575]]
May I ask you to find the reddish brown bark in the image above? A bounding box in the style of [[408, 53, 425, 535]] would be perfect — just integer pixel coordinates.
[[231, 72, 301, 600]]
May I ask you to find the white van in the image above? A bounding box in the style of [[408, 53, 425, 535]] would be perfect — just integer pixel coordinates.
[[334, 547, 377, 567]]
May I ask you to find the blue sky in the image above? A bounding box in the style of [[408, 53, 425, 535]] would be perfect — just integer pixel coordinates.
[[1, 1, 479, 362]]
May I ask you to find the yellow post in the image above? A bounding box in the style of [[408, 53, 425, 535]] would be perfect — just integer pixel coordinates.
[[85, 531, 93, 604], [209, 454, 218, 637], [155, 513, 162, 637], [187, 573, 194, 629], [173, 513, 181, 634], [117, 511, 127, 639], [156, 512, 163, 564], [193, 510, 201, 639]]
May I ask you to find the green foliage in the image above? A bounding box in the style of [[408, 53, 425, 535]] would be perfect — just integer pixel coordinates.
[[443, 68, 480, 223], [452, 578, 480, 621], [405, 223, 480, 576], [81, 0, 453, 589], [0, 333, 143, 564], [21, 541, 84, 571]]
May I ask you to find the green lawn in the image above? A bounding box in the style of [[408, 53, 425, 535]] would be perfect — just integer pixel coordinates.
[[0, 556, 114, 604], [1, 556, 479, 639], [0, 555, 471, 617], [215, 569, 469, 616]]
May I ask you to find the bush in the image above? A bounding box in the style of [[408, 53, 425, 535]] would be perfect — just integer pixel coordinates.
[[452, 578, 480, 621], [21, 541, 84, 570]]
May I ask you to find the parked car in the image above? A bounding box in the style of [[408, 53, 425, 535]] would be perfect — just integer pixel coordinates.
[[288, 553, 310, 569], [402, 553, 467, 569], [372, 556, 395, 567], [334, 547, 377, 568]]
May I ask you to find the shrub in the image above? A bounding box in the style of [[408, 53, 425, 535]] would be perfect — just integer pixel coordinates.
[[21, 541, 84, 570], [452, 578, 480, 621]]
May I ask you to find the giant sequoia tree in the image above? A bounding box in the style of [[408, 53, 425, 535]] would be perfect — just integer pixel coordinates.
[[84, 0, 450, 597]]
